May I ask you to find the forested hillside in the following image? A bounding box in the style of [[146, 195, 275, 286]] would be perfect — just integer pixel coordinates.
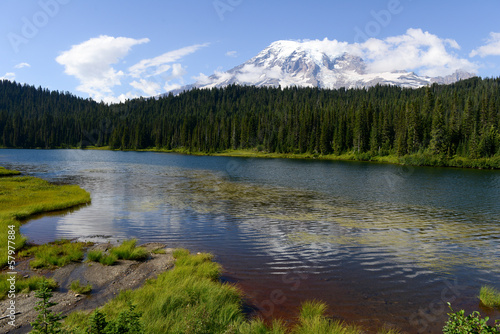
[[1, 78, 500, 167]]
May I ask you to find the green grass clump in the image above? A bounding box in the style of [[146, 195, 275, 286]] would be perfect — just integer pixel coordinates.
[[0, 274, 57, 299], [99, 254, 118, 266], [480, 285, 500, 308], [70, 280, 92, 295], [87, 250, 118, 266], [87, 250, 103, 262], [0, 172, 91, 267], [292, 300, 361, 334], [0, 167, 21, 176], [110, 239, 149, 261], [238, 318, 287, 334], [18, 239, 86, 269], [151, 248, 166, 254]]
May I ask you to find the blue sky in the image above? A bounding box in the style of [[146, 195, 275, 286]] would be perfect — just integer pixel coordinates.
[[1, 0, 500, 103]]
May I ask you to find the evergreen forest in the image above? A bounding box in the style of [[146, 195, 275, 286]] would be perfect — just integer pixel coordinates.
[[1, 77, 500, 168]]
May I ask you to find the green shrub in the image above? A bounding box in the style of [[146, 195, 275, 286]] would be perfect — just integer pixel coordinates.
[[480, 286, 500, 309], [70, 280, 92, 295], [443, 303, 500, 334]]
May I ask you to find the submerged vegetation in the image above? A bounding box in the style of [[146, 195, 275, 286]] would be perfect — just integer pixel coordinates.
[[2, 78, 500, 168], [0, 169, 91, 267]]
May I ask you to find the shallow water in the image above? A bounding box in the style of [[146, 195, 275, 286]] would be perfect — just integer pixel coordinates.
[[1, 149, 499, 332]]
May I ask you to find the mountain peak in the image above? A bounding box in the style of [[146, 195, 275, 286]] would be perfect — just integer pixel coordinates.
[[169, 40, 475, 95]]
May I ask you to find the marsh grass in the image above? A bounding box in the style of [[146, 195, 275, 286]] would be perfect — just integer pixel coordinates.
[[110, 239, 149, 261], [292, 300, 361, 334], [0, 167, 21, 176], [0, 274, 57, 300], [18, 239, 87, 269], [87, 249, 118, 266], [70, 279, 92, 295], [0, 172, 91, 267], [480, 285, 500, 308]]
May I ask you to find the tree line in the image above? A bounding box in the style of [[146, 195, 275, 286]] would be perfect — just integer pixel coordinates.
[[1, 78, 499, 161]]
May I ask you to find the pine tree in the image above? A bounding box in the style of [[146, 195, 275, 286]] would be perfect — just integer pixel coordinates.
[[429, 98, 447, 155], [31, 279, 63, 334]]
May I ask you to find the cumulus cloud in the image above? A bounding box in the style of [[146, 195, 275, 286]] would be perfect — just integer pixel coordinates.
[[14, 62, 31, 69], [0, 72, 15, 81], [470, 32, 500, 58], [56, 35, 150, 102], [56, 36, 208, 102], [359, 28, 476, 77]]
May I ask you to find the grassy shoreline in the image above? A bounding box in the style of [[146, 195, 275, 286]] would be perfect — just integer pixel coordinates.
[[0, 168, 91, 267], [32, 146, 500, 170]]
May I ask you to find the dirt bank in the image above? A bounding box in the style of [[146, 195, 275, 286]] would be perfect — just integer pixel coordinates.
[[0, 243, 174, 333]]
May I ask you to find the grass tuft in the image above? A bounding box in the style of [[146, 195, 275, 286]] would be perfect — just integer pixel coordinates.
[[110, 239, 149, 261], [86, 249, 118, 266], [0, 167, 21, 176], [18, 239, 87, 269], [293, 300, 361, 334], [70, 279, 92, 295], [480, 285, 500, 308], [99, 254, 118, 266], [0, 274, 57, 300]]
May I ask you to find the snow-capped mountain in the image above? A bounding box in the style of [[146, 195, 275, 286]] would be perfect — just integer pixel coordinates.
[[171, 40, 475, 94]]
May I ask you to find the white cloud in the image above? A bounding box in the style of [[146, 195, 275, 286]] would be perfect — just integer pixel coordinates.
[[14, 62, 30, 69], [56, 35, 150, 102], [0, 72, 15, 81], [358, 28, 476, 77], [193, 73, 211, 85], [470, 32, 500, 58], [226, 50, 238, 57], [128, 43, 209, 78], [130, 79, 162, 96], [163, 83, 182, 92]]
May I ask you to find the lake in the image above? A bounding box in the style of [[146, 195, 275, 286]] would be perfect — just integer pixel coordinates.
[[1, 149, 499, 333]]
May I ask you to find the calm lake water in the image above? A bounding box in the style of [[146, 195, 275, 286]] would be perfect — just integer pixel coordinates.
[[1, 149, 499, 332]]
